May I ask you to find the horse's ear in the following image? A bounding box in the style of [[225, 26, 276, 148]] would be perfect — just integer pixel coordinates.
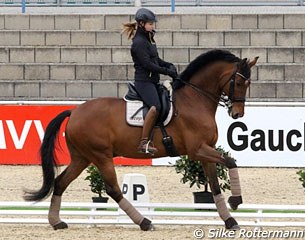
[[241, 58, 248, 64], [249, 56, 259, 68]]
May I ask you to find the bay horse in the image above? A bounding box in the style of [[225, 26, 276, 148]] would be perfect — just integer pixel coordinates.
[[24, 49, 258, 231]]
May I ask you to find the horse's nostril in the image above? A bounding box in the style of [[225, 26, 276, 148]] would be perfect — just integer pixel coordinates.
[[233, 113, 240, 119]]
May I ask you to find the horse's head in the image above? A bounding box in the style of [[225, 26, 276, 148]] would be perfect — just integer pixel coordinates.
[[222, 56, 258, 119], [174, 50, 258, 119]]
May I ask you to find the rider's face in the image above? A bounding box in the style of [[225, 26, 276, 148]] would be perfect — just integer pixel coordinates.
[[144, 22, 155, 32]]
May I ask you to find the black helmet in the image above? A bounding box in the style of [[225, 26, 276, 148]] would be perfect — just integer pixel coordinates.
[[135, 8, 157, 23]]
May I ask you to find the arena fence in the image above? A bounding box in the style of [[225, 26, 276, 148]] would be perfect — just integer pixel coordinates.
[[142, 0, 305, 6], [0, 0, 304, 6], [0, 202, 305, 227]]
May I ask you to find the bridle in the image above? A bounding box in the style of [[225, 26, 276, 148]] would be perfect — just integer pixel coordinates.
[[174, 68, 250, 109], [226, 71, 250, 103]]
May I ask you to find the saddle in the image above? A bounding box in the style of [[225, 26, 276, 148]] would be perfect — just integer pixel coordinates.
[[123, 81, 173, 127], [123, 81, 178, 157]]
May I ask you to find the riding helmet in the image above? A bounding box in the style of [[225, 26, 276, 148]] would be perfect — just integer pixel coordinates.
[[135, 8, 157, 23]]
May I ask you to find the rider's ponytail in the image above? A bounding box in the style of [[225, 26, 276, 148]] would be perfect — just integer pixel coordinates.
[[122, 22, 137, 40]]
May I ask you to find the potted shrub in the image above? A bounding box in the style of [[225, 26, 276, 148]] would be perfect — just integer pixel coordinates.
[[85, 165, 109, 203], [174, 146, 232, 203], [297, 169, 305, 191]]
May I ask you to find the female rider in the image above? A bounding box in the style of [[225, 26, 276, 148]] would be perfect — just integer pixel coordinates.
[[123, 8, 178, 155]]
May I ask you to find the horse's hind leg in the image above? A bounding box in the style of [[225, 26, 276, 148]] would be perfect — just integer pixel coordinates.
[[201, 162, 239, 230], [94, 158, 153, 231], [48, 149, 89, 230]]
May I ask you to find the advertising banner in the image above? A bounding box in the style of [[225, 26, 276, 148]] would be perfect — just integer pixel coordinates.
[[0, 103, 304, 167], [216, 105, 305, 167], [0, 104, 151, 165], [0, 105, 74, 164]]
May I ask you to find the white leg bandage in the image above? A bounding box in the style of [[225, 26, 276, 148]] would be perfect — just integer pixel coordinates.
[[213, 193, 231, 221], [229, 168, 241, 196], [48, 195, 62, 226], [118, 198, 144, 225]]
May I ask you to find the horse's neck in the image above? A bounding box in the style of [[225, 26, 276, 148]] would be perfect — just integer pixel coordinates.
[[175, 69, 224, 119], [174, 62, 237, 118], [190, 66, 223, 95], [174, 80, 219, 118], [187, 72, 221, 107], [185, 62, 236, 104]]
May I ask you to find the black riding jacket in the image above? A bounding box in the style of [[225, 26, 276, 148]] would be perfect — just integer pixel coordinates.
[[131, 27, 172, 83]]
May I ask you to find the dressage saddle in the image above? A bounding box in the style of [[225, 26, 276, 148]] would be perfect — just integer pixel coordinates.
[[124, 82, 171, 125]]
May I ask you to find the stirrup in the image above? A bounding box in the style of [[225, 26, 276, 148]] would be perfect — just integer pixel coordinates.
[[138, 139, 158, 155], [145, 140, 157, 154]]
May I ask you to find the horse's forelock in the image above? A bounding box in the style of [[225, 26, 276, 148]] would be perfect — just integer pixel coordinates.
[[239, 58, 251, 79]]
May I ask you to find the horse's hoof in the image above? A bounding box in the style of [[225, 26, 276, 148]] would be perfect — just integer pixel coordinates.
[[229, 224, 240, 231], [52, 221, 68, 230], [228, 196, 243, 210], [140, 218, 154, 231], [225, 217, 239, 230]]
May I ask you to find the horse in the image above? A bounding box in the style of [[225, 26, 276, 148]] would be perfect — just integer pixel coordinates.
[[24, 49, 258, 231]]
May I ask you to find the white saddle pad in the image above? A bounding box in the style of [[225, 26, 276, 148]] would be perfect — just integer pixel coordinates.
[[124, 100, 173, 127]]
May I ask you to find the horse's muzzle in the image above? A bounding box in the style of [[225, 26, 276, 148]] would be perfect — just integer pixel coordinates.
[[232, 112, 243, 119], [228, 107, 244, 119]]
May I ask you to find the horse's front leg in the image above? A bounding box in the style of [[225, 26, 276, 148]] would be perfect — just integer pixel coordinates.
[[192, 144, 242, 230], [195, 143, 243, 209], [200, 162, 238, 230]]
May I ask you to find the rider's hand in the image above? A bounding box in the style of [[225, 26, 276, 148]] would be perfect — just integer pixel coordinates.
[[168, 64, 178, 75], [166, 64, 178, 79], [166, 68, 178, 79]]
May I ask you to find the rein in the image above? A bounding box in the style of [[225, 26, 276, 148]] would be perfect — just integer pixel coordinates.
[[175, 77, 226, 107], [174, 71, 249, 109]]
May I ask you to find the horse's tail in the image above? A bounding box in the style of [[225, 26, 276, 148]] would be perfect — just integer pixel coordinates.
[[24, 110, 72, 202]]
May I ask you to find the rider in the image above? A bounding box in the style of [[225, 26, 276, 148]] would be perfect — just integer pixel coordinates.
[[122, 8, 178, 155]]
